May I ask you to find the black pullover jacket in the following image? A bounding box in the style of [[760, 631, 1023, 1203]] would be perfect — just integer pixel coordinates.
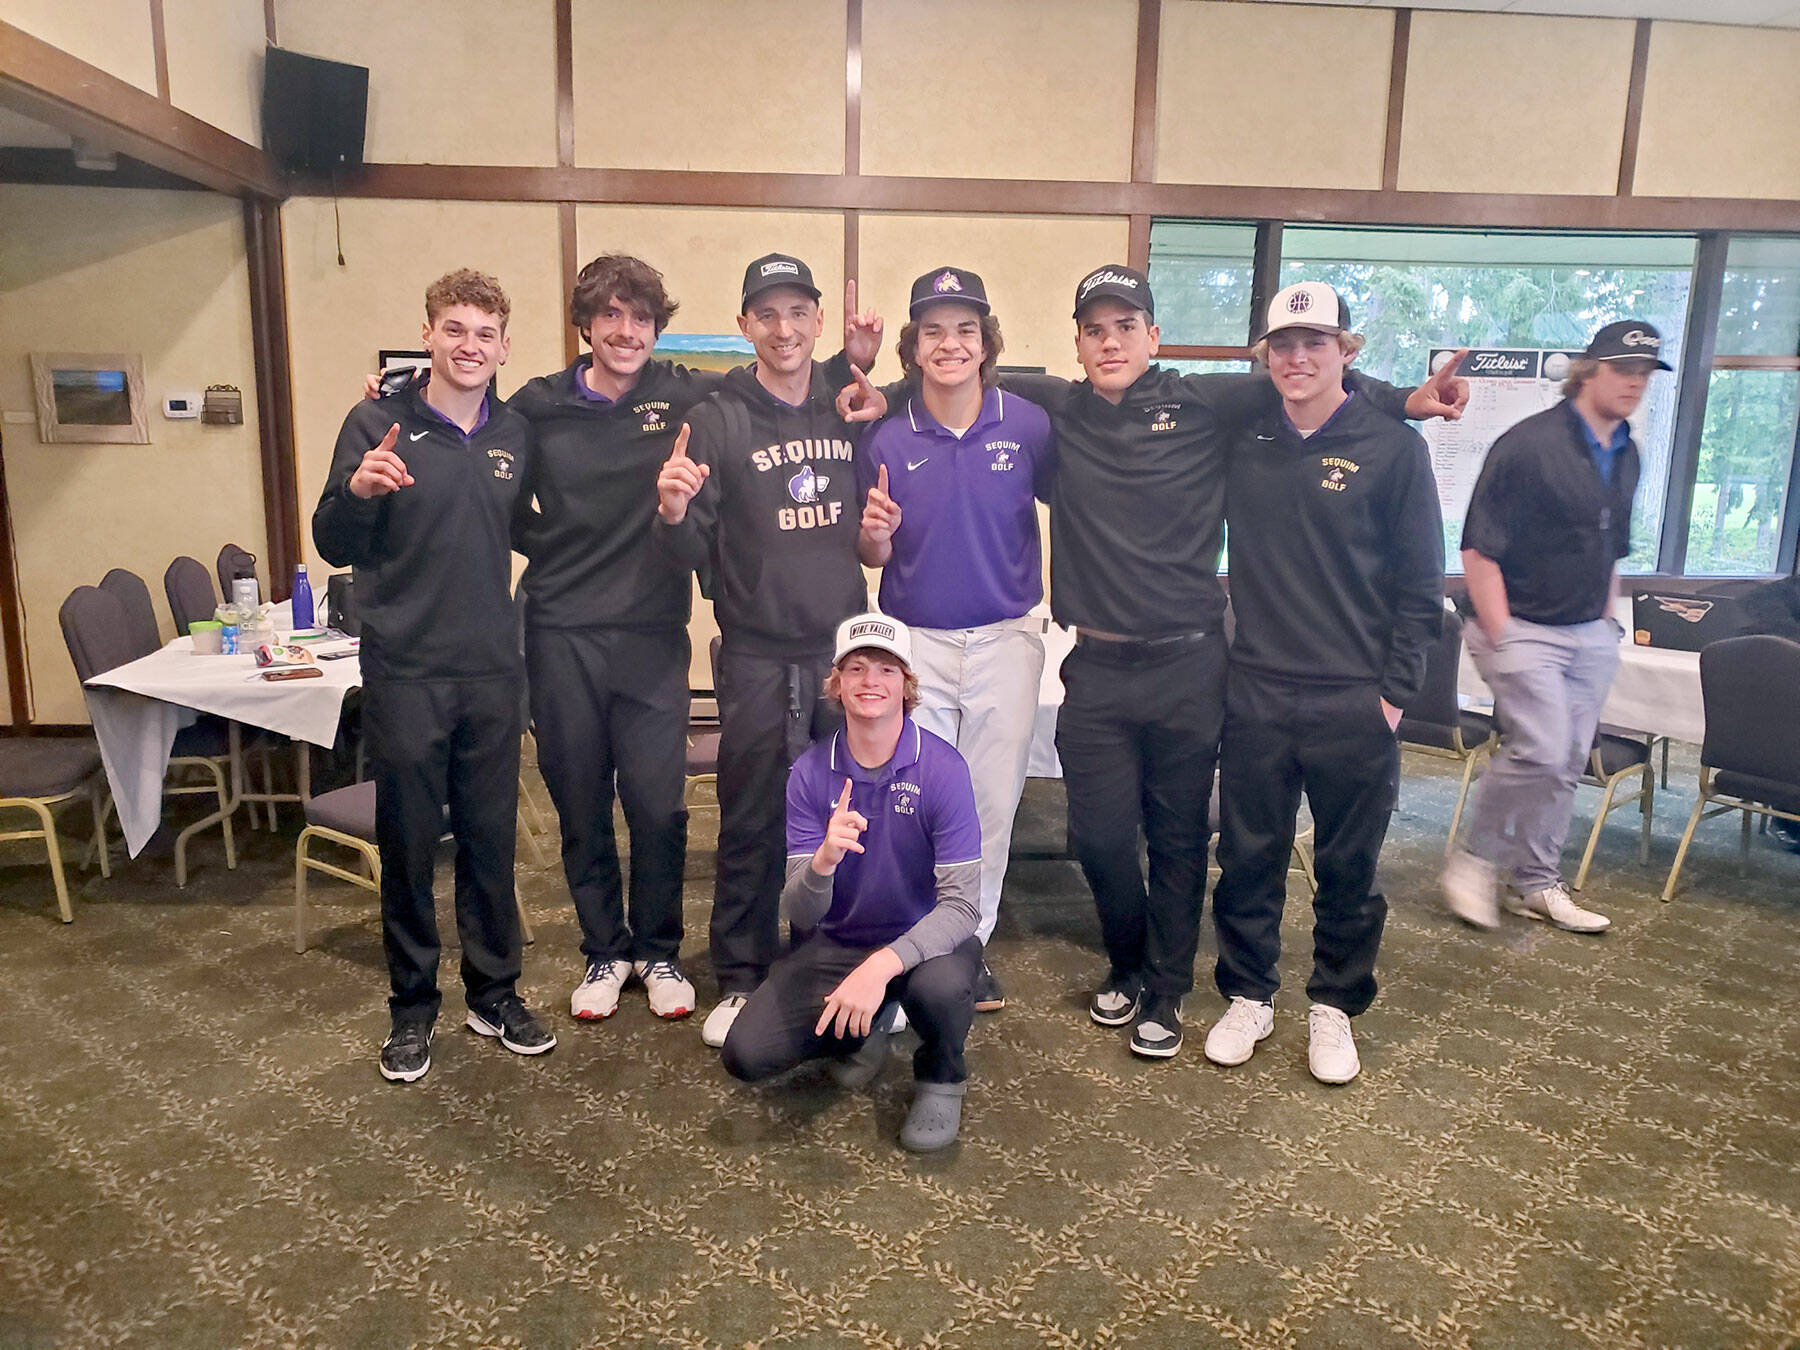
[[652, 362, 865, 656], [1225, 392, 1445, 708], [996, 367, 1414, 639], [507, 357, 728, 633], [313, 381, 533, 682]]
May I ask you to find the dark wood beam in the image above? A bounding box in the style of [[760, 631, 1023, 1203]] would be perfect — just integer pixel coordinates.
[[149, 0, 170, 102], [1161, 345, 1251, 362], [1382, 10, 1411, 192], [844, 0, 862, 179], [559, 201, 580, 366], [554, 0, 574, 169], [264, 0, 276, 45], [243, 197, 303, 596], [0, 145, 206, 190], [1131, 0, 1160, 185], [844, 0, 862, 295], [0, 431, 33, 725], [0, 19, 283, 197], [294, 161, 1800, 233], [1128, 214, 1151, 273], [1616, 18, 1652, 197], [1249, 220, 1284, 342]]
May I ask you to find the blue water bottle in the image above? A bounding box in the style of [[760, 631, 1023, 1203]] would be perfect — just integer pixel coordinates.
[[291, 563, 315, 631]]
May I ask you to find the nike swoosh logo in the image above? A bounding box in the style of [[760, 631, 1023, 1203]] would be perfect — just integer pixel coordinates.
[[410, 430, 429, 442], [906, 458, 929, 471], [1255, 434, 1275, 441]]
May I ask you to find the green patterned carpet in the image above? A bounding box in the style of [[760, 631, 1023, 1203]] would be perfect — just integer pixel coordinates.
[[0, 746, 1794, 1349]]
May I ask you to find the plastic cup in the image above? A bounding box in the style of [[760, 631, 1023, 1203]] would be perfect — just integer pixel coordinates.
[[190, 620, 224, 655]]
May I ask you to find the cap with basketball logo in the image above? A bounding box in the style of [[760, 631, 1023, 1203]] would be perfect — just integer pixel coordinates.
[[833, 612, 913, 668], [1262, 281, 1352, 339], [909, 266, 990, 318], [1584, 320, 1673, 370], [740, 253, 821, 311], [1073, 264, 1154, 320]]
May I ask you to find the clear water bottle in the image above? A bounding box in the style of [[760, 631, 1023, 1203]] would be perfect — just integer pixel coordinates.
[[231, 575, 259, 610], [291, 564, 315, 631]]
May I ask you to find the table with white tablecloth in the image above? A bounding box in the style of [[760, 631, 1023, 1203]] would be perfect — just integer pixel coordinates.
[[83, 605, 361, 855]]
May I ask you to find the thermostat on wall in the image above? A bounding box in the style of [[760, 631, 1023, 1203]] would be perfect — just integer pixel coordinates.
[[163, 393, 202, 420]]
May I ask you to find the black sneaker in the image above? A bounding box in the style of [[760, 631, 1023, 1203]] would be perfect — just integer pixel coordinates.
[[1088, 973, 1142, 1027], [1129, 995, 1184, 1059], [379, 1017, 434, 1082], [466, 994, 557, 1056], [973, 961, 1006, 1014]]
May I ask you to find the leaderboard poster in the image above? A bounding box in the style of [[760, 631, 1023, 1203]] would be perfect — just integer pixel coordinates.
[[1423, 348, 1582, 548]]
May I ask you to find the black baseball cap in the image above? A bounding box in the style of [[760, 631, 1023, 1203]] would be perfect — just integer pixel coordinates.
[[908, 266, 990, 318], [740, 253, 821, 311], [1073, 264, 1154, 320], [1584, 320, 1673, 370]]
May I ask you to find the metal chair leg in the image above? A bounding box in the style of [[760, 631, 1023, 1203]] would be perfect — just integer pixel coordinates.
[[294, 831, 312, 954], [1662, 794, 1708, 902], [22, 799, 74, 923], [1740, 807, 1753, 875], [1573, 773, 1622, 892], [1447, 745, 1487, 854]]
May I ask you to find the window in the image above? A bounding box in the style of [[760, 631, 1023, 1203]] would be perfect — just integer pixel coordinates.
[[1147, 221, 1259, 348], [1684, 237, 1800, 576], [1278, 228, 1695, 573]]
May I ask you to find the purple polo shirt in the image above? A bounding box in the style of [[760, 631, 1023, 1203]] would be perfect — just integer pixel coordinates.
[[417, 379, 492, 438], [571, 359, 613, 404], [856, 386, 1054, 630], [786, 718, 982, 950]]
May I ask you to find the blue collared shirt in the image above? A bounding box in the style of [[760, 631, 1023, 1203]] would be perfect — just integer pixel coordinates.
[[1568, 400, 1630, 487], [854, 385, 1055, 630]]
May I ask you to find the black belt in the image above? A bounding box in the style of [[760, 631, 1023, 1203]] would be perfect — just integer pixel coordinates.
[[1073, 628, 1213, 664]]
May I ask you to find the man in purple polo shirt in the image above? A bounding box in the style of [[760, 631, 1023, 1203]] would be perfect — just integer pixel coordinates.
[[856, 266, 1053, 1016], [720, 613, 984, 1152]]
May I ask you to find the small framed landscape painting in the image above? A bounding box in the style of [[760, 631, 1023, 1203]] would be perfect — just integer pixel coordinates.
[[30, 352, 149, 444]]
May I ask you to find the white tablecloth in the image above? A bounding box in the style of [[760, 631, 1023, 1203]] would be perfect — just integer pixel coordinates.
[[1029, 620, 1076, 779], [1457, 632, 1704, 745], [83, 605, 361, 854]]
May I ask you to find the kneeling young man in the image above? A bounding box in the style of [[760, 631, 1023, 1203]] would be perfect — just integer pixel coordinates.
[[1204, 283, 1444, 1084], [721, 614, 983, 1152]]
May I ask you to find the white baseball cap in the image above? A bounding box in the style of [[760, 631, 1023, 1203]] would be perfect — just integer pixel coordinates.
[[833, 612, 912, 668], [1262, 281, 1352, 338]]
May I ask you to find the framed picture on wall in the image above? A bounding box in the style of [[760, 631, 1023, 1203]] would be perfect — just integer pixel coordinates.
[[30, 352, 149, 444], [377, 349, 430, 375]]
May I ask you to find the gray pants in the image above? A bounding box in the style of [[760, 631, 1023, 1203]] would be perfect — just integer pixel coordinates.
[[1464, 616, 1621, 893]]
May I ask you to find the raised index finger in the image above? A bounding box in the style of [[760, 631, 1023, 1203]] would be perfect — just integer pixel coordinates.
[[876, 463, 889, 494], [835, 778, 853, 813], [1435, 348, 1468, 384], [845, 278, 857, 316], [377, 422, 401, 452], [668, 423, 691, 460]]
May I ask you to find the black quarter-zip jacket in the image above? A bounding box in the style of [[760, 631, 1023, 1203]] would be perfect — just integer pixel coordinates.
[[1226, 392, 1445, 707], [997, 366, 1415, 639], [313, 383, 533, 682], [652, 362, 865, 655], [507, 357, 727, 633]]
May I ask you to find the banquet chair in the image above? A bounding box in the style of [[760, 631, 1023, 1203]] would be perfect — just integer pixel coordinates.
[[163, 556, 219, 636], [97, 568, 163, 657], [216, 542, 257, 601], [59, 584, 236, 885], [1663, 635, 1800, 901], [1396, 609, 1496, 851], [0, 739, 111, 923], [295, 780, 535, 952]]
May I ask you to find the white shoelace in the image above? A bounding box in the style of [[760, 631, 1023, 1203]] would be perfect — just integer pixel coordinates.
[[641, 960, 684, 985]]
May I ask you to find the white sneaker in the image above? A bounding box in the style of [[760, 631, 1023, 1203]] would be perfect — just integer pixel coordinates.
[[1307, 1004, 1360, 1084], [1442, 849, 1500, 930], [1204, 996, 1274, 1067], [1504, 881, 1610, 933], [570, 958, 631, 1020], [701, 994, 748, 1048], [633, 959, 696, 1020]]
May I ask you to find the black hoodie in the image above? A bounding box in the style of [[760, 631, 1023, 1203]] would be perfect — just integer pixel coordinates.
[[506, 357, 726, 632], [1225, 392, 1445, 707], [653, 362, 865, 655], [312, 381, 533, 682]]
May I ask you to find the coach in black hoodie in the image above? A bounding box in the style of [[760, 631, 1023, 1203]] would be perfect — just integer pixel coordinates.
[[1203, 283, 1444, 1087], [314, 269, 552, 1084], [655, 253, 869, 1048]]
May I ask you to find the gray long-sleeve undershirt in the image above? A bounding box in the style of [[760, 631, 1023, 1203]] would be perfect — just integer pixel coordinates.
[[780, 855, 981, 971]]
